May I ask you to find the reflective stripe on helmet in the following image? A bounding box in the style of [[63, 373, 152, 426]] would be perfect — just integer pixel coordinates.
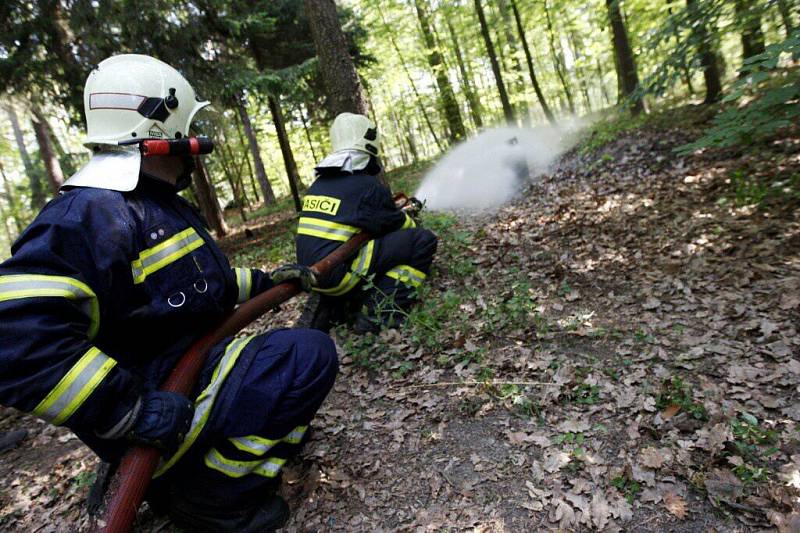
[[235, 267, 252, 304], [155, 335, 255, 478], [32, 347, 117, 425], [131, 228, 205, 284], [204, 449, 286, 478], [314, 239, 375, 296], [89, 92, 147, 111], [0, 274, 100, 339], [296, 217, 359, 242], [386, 265, 426, 288]]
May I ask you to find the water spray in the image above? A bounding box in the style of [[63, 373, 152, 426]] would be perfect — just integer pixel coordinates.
[[415, 123, 582, 213]]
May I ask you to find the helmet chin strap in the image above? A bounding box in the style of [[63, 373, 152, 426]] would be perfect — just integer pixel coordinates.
[[175, 155, 195, 191]]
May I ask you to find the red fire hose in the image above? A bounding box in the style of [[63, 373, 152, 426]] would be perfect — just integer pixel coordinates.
[[98, 231, 372, 532]]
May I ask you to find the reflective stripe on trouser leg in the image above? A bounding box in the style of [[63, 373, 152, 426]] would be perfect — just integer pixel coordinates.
[[313, 239, 375, 296], [204, 450, 286, 478], [154, 335, 256, 478], [385, 264, 427, 288], [206, 425, 309, 477], [32, 347, 117, 425], [230, 425, 308, 456]]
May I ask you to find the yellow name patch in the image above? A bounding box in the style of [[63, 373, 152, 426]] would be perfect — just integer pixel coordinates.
[[302, 195, 341, 216]]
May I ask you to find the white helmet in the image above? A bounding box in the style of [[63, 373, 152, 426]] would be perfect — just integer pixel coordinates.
[[330, 113, 380, 157], [83, 54, 209, 148]]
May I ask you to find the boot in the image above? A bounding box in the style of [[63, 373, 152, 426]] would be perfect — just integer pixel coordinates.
[[169, 493, 290, 533]]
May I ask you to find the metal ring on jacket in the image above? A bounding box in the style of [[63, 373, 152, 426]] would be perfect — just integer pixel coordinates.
[[194, 279, 208, 294], [168, 291, 187, 308]]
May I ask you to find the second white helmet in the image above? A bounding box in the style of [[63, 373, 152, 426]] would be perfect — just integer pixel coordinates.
[[83, 54, 209, 148], [330, 113, 380, 157]]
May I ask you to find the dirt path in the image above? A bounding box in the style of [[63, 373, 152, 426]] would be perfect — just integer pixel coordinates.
[[1, 119, 798, 531]]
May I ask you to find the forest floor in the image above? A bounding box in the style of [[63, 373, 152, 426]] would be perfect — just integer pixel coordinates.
[[1, 107, 799, 532]]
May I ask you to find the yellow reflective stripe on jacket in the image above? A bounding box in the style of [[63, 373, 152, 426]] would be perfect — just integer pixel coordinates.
[[131, 228, 205, 284], [296, 217, 359, 242], [155, 335, 255, 478], [314, 239, 375, 296], [204, 449, 286, 478], [32, 347, 116, 425], [230, 425, 308, 456], [386, 265, 427, 288], [0, 274, 100, 339], [401, 213, 417, 229], [235, 267, 252, 304]]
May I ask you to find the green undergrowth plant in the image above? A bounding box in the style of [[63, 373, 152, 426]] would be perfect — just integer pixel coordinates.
[[656, 377, 708, 421], [578, 112, 649, 155], [678, 33, 800, 155]]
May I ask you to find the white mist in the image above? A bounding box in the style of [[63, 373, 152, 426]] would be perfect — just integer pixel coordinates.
[[415, 124, 582, 212]]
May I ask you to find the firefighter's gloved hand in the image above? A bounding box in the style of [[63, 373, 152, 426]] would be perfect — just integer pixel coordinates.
[[271, 264, 317, 291], [403, 197, 423, 217], [128, 391, 193, 455]]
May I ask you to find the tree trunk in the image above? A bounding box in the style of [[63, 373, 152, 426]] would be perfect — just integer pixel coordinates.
[[474, 0, 515, 122], [497, 0, 527, 102], [735, 0, 766, 63], [192, 157, 228, 236], [606, 0, 644, 115], [444, 16, 484, 129], [543, 0, 576, 114], [686, 0, 723, 104], [510, 0, 556, 124], [297, 105, 319, 163], [233, 111, 260, 202], [0, 161, 23, 235], [304, 0, 368, 116], [219, 139, 248, 222], [595, 58, 612, 106], [378, 8, 445, 152], [31, 108, 64, 195], [267, 95, 302, 213], [237, 97, 276, 205], [414, 0, 466, 143], [776, 0, 796, 37], [6, 106, 46, 210]]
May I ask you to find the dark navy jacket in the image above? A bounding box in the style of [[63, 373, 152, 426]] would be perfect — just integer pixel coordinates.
[[0, 178, 272, 450], [296, 171, 412, 284]]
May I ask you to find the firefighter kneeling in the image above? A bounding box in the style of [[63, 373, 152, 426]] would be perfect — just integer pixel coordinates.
[[0, 55, 336, 532], [293, 113, 438, 334]]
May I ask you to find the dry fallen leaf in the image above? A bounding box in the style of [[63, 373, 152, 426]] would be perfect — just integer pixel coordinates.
[[663, 492, 687, 519]]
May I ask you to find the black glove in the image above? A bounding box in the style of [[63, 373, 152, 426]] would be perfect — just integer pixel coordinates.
[[271, 264, 317, 291], [402, 197, 424, 217], [127, 391, 194, 455]]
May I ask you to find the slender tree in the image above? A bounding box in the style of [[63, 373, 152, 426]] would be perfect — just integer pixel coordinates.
[[237, 96, 277, 205], [304, 0, 369, 116], [267, 95, 303, 212], [734, 0, 766, 63], [414, 0, 466, 143], [192, 158, 228, 236], [606, 0, 645, 114], [30, 107, 64, 195], [444, 15, 484, 129], [474, 0, 515, 122], [6, 106, 45, 209], [686, 0, 723, 104], [0, 160, 23, 235], [543, 0, 576, 114], [776, 0, 796, 38], [510, 0, 556, 124], [376, 7, 445, 151]]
